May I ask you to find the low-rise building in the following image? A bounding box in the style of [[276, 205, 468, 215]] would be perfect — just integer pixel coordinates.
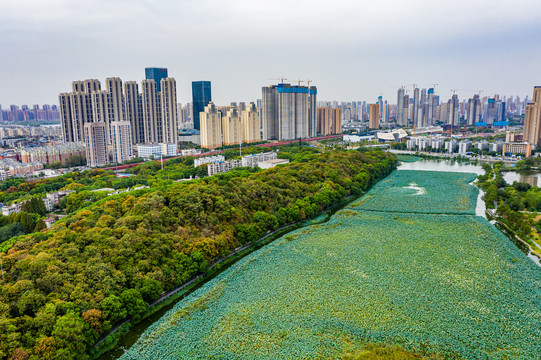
[[0, 159, 43, 180], [137, 144, 162, 159], [208, 159, 241, 176], [44, 190, 75, 211], [502, 143, 532, 157], [20, 143, 85, 166], [258, 158, 290, 169], [43, 218, 56, 229], [137, 143, 176, 159], [161, 143, 177, 157], [506, 131, 523, 143], [2, 203, 21, 216], [181, 149, 201, 156], [241, 152, 277, 167], [194, 155, 225, 167]]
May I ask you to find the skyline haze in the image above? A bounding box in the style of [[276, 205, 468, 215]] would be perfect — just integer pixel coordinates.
[[1, 0, 540, 106]]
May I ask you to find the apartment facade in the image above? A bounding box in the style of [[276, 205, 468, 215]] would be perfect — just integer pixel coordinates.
[[261, 83, 317, 141], [84, 122, 108, 167], [200, 102, 223, 150], [524, 87, 541, 145]]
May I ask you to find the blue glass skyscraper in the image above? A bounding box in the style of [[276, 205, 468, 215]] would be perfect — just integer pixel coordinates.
[[192, 81, 212, 130], [145, 67, 168, 92]]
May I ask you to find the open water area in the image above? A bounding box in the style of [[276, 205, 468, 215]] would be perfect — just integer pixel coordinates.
[[98, 157, 541, 359]]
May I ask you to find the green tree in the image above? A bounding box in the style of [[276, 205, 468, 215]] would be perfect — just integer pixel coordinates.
[[51, 312, 88, 359], [140, 278, 163, 303], [120, 289, 147, 319], [195, 165, 208, 178], [21, 198, 47, 216], [101, 295, 127, 324]]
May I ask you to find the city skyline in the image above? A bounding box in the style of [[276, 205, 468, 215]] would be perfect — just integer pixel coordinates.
[[1, 0, 540, 106]]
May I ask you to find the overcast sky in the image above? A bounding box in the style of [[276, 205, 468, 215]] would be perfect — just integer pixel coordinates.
[[1, 0, 541, 107]]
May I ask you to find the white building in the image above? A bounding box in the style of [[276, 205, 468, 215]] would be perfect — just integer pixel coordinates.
[[111, 121, 133, 164], [431, 139, 444, 149], [137, 143, 176, 159], [445, 140, 458, 153], [476, 141, 489, 151], [2, 203, 21, 216], [194, 155, 225, 167], [258, 158, 290, 169], [137, 144, 162, 159], [241, 152, 277, 167], [406, 139, 417, 150], [208, 159, 241, 176], [181, 149, 201, 156], [44, 190, 75, 211], [458, 141, 472, 154], [161, 143, 177, 157], [490, 142, 504, 152], [84, 122, 108, 167]]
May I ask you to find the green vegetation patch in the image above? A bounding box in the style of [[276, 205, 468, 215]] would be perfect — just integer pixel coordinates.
[[0, 149, 397, 360], [122, 210, 541, 360], [395, 154, 422, 163], [353, 170, 479, 215]]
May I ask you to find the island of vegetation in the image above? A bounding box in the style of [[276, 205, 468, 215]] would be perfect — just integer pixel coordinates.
[[0, 146, 396, 360]]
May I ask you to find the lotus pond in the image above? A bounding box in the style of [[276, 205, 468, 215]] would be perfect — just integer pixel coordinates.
[[352, 170, 478, 215], [395, 154, 422, 163], [121, 171, 541, 359]]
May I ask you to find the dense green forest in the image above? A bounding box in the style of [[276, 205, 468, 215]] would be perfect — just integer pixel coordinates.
[[478, 161, 541, 251], [0, 148, 396, 360]]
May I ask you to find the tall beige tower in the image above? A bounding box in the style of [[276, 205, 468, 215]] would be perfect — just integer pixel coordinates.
[[222, 108, 242, 146], [106, 77, 125, 122], [524, 86, 541, 145], [332, 108, 342, 134], [141, 79, 160, 143], [111, 121, 133, 164], [72, 79, 101, 93], [91, 90, 111, 143], [60, 79, 99, 143], [160, 78, 179, 144], [124, 81, 145, 144], [369, 104, 380, 129], [84, 122, 108, 167], [317, 107, 333, 135], [242, 102, 260, 143], [59, 93, 74, 142], [200, 102, 223, 150]]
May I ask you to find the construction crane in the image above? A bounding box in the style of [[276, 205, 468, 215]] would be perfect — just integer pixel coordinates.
[[268, 77, 288, 84], [424, 83, 439, 90], [291, 79, 304, 86], [450, 88, 464, 95], [403, 84, 417, 91], [305, 79, 313, 87]]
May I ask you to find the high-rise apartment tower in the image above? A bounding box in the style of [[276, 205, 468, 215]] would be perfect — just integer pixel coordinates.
[[524, 86, 541, 145], [145, 68, 168, 92], [192, 81, 212, 130]]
